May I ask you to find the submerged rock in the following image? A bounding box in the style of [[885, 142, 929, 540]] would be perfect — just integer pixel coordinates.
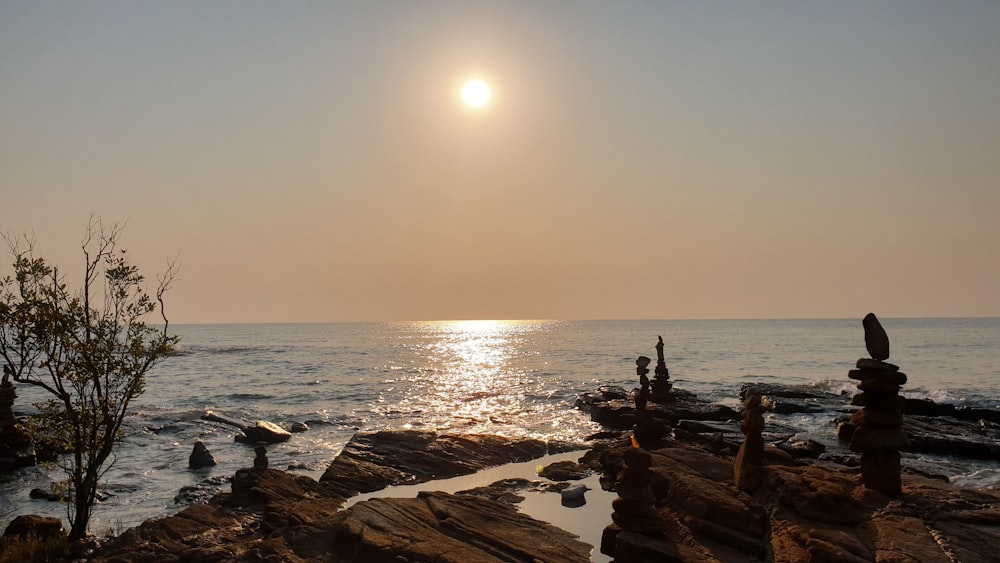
[[539, 459, 590, 481], [187, 441, 216, 469]]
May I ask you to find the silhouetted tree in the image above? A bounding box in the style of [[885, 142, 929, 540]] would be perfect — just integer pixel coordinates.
[[0, 219, 178, 540]]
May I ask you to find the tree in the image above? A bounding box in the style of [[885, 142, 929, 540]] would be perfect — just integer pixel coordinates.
[[0, 219, 178, 541]]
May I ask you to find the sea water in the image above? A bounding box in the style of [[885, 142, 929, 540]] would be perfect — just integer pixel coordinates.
[[1, 318, 998, 535]]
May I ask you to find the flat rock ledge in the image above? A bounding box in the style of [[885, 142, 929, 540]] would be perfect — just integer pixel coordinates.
[[330, 491, 591, 562]]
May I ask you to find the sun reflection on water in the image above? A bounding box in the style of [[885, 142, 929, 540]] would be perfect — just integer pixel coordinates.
[[373, 320, 587, 439]]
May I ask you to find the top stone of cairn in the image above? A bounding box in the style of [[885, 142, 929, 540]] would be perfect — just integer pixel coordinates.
[[862, 312, 890, 361]]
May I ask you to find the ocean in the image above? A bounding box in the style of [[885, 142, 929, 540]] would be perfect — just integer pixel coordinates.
[[2, 318, 998, 535]]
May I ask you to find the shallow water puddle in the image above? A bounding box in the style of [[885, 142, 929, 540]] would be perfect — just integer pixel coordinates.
[[344, 450, 616, 562]]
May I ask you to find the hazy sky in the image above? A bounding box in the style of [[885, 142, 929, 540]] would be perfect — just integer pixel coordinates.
[[2, 1, 999, 323]]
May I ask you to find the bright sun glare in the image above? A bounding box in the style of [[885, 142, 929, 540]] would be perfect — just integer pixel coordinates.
[[462, 79, 491, 108]]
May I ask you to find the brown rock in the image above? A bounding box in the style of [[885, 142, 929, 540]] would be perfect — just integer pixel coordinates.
[[865, 516, 952, 563], [331, 491, 592, 562]]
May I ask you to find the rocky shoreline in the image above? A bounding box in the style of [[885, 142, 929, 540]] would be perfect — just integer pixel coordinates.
[[3, 382, 1000, 562]]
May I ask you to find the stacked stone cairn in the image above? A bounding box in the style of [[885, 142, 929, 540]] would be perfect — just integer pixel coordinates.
[[253, 446, 269, 471], [733, 392, 766, 492], [634, 356, 651, 412], [602, 439, 677, 562], [848, 312, 910, 497], [650, 335, 673, 402]]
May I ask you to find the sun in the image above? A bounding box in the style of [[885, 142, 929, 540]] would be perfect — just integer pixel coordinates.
[[461, 79, 491, 108]]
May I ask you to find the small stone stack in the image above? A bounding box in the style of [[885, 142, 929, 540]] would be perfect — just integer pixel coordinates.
[[650, 336, 673, 402], [253, 446, 268, 471], [634, 356, 651, 412], [848, 313, 910, 497], [733, 392, 766, 492], [602, 443, 677, 561]]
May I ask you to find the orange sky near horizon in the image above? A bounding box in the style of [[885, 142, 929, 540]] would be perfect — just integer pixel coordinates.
[[2, 2, 999, 323]]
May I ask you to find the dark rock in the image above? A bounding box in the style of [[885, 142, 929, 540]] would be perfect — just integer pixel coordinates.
[[188, 441, 217, 469], [174, 475, 230, 505], [239, 420, 292, 445], [856, 358, 899, 371], [848, 368, 907, 385], [862, 312, 890, 360], [538, 459, 590, 481], [763, 397, 826, 414], [560, 483, 589, 505], [2, 514, 65, 541], [837, 421, 856, 442], [456, 477, 544, 504], [319, 430, 551, 498], [289, 421, 309, 433], [29, 488, 64, 502], [613, 529, 686, 562], [903, 416, 1000, 460], [676, 419, 734, 435], [590, 396, 738, 430], [776, 438, 826, 459], [904, 398, 1000, 425], [852, 391, 906, 410], [735, 394, 766, 492], [740, 382, 829, 401], [861, 450, 902, 497], [598, 384, 629, 401], [200, 410, 247, 429], [849, 425, 911, 453], [253, 446, 268, 470], [851, 408, 904, 426]]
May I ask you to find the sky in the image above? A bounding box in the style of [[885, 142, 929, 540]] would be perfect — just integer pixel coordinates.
[[2, 1, 999, 323]]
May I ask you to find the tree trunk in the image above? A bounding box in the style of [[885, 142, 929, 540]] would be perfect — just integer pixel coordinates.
[[68, 473, 96, 541]]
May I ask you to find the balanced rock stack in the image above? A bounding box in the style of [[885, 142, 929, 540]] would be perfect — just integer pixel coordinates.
[[733, 392, 767, 492], [650, 335, 673, 402], [634, 356, 651, 411], [848, 313, 910, 497], [602, 442, 677, 562]]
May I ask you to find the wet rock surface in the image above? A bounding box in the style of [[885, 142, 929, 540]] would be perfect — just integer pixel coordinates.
[[318, 429, 579, 497]]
